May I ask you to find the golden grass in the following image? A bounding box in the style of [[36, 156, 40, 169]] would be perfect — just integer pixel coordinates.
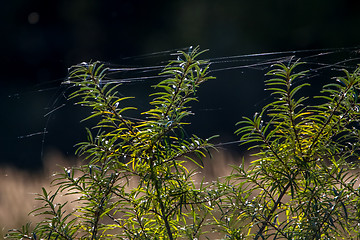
[[0, 167, 44, 237], [0, 150, 82, 238], [0, 149, 244, 238]]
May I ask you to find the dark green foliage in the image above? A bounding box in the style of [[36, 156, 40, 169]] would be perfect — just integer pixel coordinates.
[[6, 49, 360, 239]]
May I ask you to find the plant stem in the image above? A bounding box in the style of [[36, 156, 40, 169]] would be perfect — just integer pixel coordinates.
[[254, 172, 297, 240]]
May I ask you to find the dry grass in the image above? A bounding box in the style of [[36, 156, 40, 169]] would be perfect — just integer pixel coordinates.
[[0, 149, 246, 238], [0, 150, 82, 238], [0, 167, 45, 237]]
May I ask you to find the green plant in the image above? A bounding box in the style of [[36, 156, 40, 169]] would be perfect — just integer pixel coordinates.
[[6, 48, 360, 240], [217, 61, 360, 239], [6, 47, 218, 239]]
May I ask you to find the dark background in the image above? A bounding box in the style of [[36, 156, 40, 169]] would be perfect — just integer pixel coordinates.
[[1, 0, 360, 170]]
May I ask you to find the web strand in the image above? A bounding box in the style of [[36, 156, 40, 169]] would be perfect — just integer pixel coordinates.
[[15, 45, 360, 151]]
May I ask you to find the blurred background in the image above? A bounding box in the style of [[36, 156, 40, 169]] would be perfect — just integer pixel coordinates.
[[1, 0, 360, 170]]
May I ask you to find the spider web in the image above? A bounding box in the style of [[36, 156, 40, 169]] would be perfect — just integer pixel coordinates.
[[9, 45, 360, 167]]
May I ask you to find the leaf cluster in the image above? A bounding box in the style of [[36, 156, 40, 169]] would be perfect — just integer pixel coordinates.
[[218, 61, 360, 239], [6, 49, 360, 240], [6, 47, 219, 240]]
